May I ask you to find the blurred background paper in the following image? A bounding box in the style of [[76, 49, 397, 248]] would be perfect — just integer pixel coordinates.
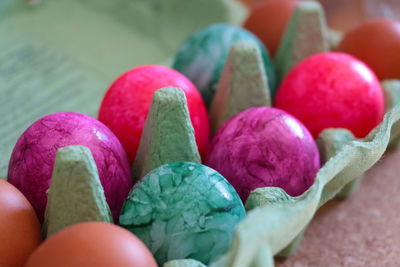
[[0, 0, 246, 178]]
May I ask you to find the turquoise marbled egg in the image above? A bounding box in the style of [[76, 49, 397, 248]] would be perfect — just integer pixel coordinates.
[[119, 161, 246, 266], [173, 23, 277, 107]]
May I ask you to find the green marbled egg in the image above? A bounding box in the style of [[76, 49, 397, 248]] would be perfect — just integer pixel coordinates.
[[119, 161, 246, 266], [173, 23, 277, 106]]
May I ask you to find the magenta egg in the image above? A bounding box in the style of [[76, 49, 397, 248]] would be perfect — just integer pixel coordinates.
[[205, 107, 320, 202], [7, 112, 132, 223]]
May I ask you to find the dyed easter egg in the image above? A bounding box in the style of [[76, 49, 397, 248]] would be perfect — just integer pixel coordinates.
[[98, 65, 209, 163], [24, 222, 157, 267], [274, 52, 385, 138], [205, 107, 320, 202], [337, 18, 400, 80], [7, 112, 132, 223], [119, 161, 246, 265], [172, 23, 276, 106], [244, 0, 298, 58], [0, 179, 41, 267]]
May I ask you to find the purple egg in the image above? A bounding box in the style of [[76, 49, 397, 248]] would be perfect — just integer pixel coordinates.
[[7, 112, 133, 223], [205, 107, 320, 202]]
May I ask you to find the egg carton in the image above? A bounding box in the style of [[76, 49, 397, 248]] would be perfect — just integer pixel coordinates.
[[162, 2, 400, 267], [10, 1, 399, 266]]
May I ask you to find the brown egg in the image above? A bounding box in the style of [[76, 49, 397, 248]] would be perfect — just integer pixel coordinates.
[[244, 0, 299, 57], [0, 178, 41, 267], [24, 222, 157, 267], [337, 18, 400, 80]]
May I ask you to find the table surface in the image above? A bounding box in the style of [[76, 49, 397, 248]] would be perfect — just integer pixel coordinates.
[[275, 146, 400, 266]]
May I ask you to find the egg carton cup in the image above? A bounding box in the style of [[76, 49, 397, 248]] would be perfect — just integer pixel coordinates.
[[164, 2, 400, 266]]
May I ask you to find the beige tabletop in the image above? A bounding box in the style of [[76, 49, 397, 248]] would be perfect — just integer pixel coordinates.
[[275, 146, 400, 266]]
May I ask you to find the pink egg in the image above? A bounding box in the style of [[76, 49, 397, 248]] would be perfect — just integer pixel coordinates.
[[205, 107, 320, 202], [274, 52, 384, 139], [7, 112, 132, 223]]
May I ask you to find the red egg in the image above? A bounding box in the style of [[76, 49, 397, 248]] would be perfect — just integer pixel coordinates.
[[244, 0, 298, 57], [274, 52, 385, 138], [98, 65, 210, 163], [337, 18, 400, 80], [24, 222, 157, 267]]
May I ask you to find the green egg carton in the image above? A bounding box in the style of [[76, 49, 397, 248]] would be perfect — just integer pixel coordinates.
[[163, 2, 400, 267], [171, 98, 400, 267]]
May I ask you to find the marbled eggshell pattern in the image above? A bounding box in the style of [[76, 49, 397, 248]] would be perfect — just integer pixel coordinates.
[[119, 161, 245, 266], [173, 23, 276, 106], [7, 112, 132, 223], [205, 107, 320, 202]]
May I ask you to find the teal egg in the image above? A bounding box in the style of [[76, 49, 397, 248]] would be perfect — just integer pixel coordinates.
[[173, 23, 277, 106], [119, 161, 246, 265]]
